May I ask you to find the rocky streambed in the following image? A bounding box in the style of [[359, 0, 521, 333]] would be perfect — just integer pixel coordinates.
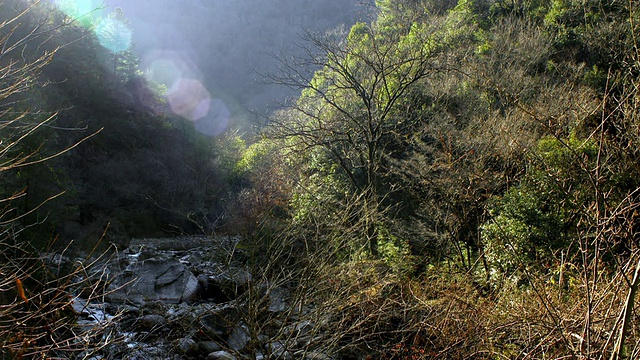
[[53, 236, 334, 360]]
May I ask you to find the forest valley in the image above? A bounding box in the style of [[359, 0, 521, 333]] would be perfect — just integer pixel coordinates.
[[1, 0, 640, 358]]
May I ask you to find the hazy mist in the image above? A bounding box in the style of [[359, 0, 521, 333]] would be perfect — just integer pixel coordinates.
[[99, 0, 371, 131]]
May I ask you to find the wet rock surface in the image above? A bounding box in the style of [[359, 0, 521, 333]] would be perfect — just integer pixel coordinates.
[[64, 236, 334, 360]]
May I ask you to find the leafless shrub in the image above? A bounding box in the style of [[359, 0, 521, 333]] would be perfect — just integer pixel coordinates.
[[0, 2, 114, 358], [0, 239, 121, 359]]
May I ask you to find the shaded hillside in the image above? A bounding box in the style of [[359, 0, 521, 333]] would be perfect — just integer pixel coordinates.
[[0, 1, 243, 247]]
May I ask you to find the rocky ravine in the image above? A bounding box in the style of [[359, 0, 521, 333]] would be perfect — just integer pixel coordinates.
[[58, 237, 333, 360]]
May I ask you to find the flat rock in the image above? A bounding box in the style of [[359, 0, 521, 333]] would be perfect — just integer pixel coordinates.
[[207, 350, 237, 360]]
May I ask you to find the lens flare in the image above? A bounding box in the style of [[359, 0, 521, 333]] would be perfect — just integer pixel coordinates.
[[143, 51, 202, 88], [166, 78, 212, 121], [142, 50, 229, 135], [194, 99, 230, 136], [51, 2, 131, 53], [147, 59, 182, 90], [53, 0, 101, 27], [95, 16, 132, 53], [50, 0, 231, 136]]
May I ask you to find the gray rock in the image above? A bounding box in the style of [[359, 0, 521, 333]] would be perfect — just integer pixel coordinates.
[[138, 314, 168, 331], [207, 351, 237, 360], [198, 315, 228, 338], [285, 320, 313, 337], [123, 344, 167, 359], [304, 351, 334, 359], [137, 246, 160, 261], [182, 272, 200, 301], [268, 287, 289, 312], [71, 297, 90, 316], [105, 257, 200, 304], [198, 341, 221, 354], [198, 266, 252, 302], [268, 341, 293, 360], [176, 337, 199, 355], [228, 322, 250, 351]]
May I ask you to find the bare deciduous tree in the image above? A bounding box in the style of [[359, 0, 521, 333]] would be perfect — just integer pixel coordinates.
[[268, 19, 451, 256]]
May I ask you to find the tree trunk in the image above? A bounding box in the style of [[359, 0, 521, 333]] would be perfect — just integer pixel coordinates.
[[364, 192, 379, 258]]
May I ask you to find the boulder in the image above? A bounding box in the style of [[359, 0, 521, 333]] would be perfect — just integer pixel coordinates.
[[106, 256, 199, 304], [175, 337, 199, 355], [197, 266, 252, 302], [198, 341, 221, 354]]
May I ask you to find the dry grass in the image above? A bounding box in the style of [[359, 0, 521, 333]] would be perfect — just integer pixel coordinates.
[[296, 258, 640, 359], [0, 236, 120, 359]]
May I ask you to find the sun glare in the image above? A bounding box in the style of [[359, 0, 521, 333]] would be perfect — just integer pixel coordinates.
[[95, 16, 132, 53], [167, 79, 211, 121], [51, 0, 230, 136], [53, 0, 102, 27], [143, 51, 230, 135], [51, 1, 131, 54]]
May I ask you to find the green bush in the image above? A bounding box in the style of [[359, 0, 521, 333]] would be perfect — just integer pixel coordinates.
[[482, 135, 597, 281]]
